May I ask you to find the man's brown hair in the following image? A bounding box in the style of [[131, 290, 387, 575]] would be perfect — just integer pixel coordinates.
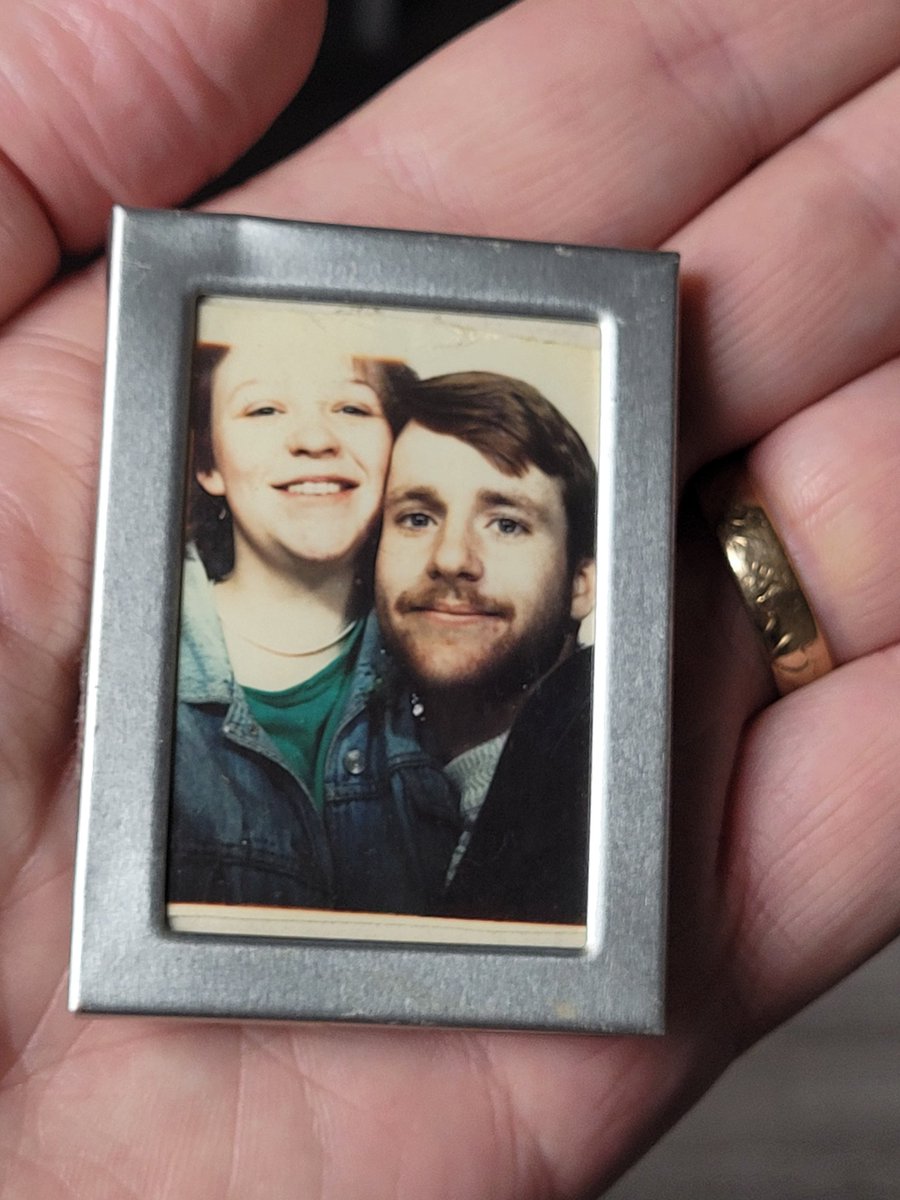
[[398, 371, 597, 568]]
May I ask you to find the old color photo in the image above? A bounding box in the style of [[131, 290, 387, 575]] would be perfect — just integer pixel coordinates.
[[167, 296, 600, 949]]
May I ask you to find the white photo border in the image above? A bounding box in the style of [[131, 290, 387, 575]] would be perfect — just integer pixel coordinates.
[[70, 207, 677, 1032]]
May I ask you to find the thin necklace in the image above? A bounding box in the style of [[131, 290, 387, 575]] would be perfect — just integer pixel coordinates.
[[222, 617, 359, 658]]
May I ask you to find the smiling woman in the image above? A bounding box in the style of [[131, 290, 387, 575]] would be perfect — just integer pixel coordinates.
[[168, 296, 460, 916], [194, 305, 396, 583]]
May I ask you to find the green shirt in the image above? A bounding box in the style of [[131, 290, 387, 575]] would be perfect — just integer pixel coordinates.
[[242, 622, 364, 813]]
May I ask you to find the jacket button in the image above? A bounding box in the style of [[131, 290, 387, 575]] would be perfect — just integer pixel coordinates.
[[343, 748, 365, 776]]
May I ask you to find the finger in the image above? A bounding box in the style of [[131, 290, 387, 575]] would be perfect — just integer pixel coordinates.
[[219, 0, 900, 245], [674, 65, 900, 472], [678, 359, 900, 1036], [0, 268, 107, 887], [722, 650, 900, 1041], [747, 355, 900, 665], [0, 0, 325, 322]]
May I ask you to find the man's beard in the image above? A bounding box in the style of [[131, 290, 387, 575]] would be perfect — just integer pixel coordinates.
[[378, 581, 572, 703]]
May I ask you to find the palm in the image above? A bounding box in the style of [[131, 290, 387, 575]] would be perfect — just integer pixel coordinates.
[[1, 0, 898, 1196]]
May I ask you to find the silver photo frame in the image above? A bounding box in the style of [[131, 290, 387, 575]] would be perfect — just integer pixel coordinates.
[[70, 206, 677, 1031]]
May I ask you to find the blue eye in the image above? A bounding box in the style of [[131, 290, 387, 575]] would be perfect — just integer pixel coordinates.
[[398, 512, 434, 529], [492, 517, 526, 536]]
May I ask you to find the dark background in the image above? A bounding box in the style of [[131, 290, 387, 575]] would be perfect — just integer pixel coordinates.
[[202, 0, 509, 197]]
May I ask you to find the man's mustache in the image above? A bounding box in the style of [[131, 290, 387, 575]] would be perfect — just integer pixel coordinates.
[[393, 585, 514, 621]]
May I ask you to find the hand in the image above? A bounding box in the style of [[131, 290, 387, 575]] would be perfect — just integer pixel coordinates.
[[2, 0, 898, 1195]]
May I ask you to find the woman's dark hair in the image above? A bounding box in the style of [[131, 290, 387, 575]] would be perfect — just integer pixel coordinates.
[[187, 342, 417, 581]]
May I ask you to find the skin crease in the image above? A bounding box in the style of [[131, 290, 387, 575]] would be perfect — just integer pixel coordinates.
[[0, 2, 899, 1199]]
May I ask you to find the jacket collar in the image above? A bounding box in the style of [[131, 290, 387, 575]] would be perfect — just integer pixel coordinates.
[[177, 546, 390, 710]]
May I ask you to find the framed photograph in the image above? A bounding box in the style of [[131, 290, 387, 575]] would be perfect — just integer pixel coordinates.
[[71, 207, 677, 1031]]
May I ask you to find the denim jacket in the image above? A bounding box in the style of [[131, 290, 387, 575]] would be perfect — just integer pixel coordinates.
[[168, 552, 460, 913]]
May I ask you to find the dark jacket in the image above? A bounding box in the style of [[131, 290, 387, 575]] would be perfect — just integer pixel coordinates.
[[442, 648, 592, 925]]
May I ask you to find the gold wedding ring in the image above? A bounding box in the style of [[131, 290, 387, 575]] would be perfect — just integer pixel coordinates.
[[701, 460, 834, 695]]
